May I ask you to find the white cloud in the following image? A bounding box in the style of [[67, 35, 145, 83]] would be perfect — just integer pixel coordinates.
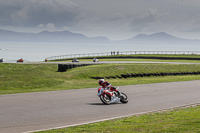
[[45, 23, 56, 31], [37, 24, 45, 28]]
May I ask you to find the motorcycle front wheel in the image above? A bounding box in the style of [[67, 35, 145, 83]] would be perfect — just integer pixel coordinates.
[[100, 94, 111, 105], [120, 92, 128, 103]]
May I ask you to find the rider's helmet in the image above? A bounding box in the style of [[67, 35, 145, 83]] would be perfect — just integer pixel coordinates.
[[99, 79, 105, 85]]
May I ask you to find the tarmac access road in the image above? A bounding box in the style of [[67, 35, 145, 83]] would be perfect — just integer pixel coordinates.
[[24, 61, 200, 65], [0, 80, 200, 133]]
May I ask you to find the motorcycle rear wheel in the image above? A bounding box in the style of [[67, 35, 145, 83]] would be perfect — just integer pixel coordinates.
[[100, 94, 111, 105], [120, 92, 128, 103]]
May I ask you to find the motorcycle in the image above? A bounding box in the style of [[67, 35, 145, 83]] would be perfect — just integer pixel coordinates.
[[17, 58, 23, 63], [98, 87, 128, 105]]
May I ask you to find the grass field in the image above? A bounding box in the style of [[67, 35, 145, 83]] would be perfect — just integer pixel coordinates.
[[37, 105, 200, 133], [1, 63, 200, 94]]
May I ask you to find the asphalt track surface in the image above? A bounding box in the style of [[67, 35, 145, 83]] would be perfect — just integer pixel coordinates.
[[1, 80, 200, 133]]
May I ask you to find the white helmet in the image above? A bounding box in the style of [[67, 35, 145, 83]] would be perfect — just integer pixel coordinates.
[[98, 79, 105, 85]]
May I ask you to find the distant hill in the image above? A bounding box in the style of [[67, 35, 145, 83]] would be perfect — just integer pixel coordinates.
[[0, 29, 199, 45], [116, 32, 200, 45], [0, 29, 110, 43]]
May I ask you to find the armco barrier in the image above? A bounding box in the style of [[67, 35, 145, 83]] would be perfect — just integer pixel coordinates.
[[58, 63, 100, 72]]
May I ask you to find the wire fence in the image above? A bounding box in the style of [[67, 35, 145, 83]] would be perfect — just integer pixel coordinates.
[[46, 51, 200, 61]]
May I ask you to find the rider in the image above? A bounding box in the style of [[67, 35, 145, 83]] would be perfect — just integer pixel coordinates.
[[97, 79, 117, 97]]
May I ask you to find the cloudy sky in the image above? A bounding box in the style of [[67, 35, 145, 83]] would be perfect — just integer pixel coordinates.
[[0, 0, 200, 40]]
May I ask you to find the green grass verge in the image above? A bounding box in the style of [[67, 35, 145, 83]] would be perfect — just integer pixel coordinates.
[[69, 63, 200, 78], [0, 63, 64, 94], [1, 63, 200, 94], [37, 105, 200, 133]]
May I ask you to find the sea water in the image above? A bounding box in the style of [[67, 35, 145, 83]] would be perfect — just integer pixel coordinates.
[[1, 42, 200, 62]]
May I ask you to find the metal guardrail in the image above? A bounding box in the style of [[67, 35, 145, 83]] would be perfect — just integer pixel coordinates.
[[46, 51, 200, 61]]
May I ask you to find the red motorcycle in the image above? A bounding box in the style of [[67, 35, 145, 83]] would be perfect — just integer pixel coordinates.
[[17, 58, 23, 63], [98, 87, 128, 105]]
